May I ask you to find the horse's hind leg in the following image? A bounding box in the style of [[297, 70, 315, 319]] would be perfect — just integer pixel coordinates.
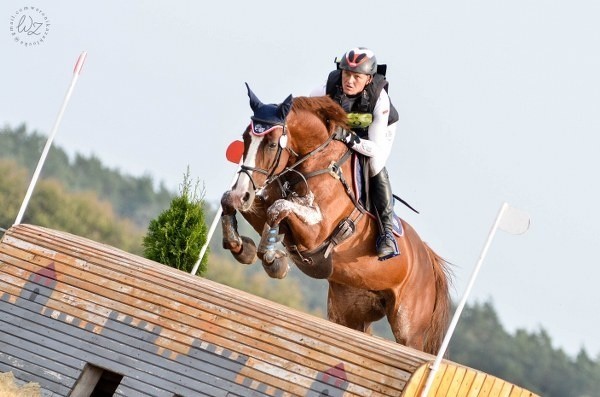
[[327, 282, 386, 334]]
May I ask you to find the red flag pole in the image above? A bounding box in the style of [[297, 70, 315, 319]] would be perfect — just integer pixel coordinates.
[[14, 51, 88, 225]]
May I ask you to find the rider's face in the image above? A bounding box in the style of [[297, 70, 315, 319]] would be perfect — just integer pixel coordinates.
[[341, 70, 372, 96]]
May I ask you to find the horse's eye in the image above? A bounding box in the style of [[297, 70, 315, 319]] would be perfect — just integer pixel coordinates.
[[268, 142, 278, 150]]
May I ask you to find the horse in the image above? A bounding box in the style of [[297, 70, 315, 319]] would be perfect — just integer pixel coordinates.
[[220, 87, 452, 354]]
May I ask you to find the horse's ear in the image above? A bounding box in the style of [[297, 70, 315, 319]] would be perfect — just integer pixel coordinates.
[[246, 82, 263, 112], [278, 94, 293, 119]]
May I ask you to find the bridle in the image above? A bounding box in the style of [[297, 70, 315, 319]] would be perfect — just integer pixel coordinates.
[[239, 123, 359, 206], [237, 123, 295, 193]]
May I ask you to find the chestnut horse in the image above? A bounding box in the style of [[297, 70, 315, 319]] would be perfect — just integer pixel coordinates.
[[220, 89, 451, 354]]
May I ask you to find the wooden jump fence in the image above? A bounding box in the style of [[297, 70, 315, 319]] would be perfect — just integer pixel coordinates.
[[0, 224, 538, 396]]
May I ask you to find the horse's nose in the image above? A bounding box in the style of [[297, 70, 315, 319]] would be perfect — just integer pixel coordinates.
[[240, 188, 255, 211]]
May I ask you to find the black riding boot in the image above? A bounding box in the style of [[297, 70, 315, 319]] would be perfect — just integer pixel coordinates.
[[370, 168, 400, 261]]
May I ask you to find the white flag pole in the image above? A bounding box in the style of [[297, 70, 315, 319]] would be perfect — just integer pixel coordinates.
[[190, 159, 243, 276], [420, 202, 527, 396], [14, 51, 88, 225]]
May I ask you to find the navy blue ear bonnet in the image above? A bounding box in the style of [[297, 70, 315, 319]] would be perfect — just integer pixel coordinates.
[[246, 82, 293, 135]]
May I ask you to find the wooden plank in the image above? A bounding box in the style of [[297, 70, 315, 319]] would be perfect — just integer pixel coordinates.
[[435, 364, 457, 395], [508, 386, 524, 397], [445, 366, 468, 396], [465, 372, 487, 397], [498, 382, 515, 397], [478, 375, 497, 396], [456, 368, 477, 395], [428, 363, 448, 396], [488, 377, 507, 397]]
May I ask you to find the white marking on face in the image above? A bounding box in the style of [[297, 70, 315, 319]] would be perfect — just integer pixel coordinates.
[[233, 135, 263, 195]]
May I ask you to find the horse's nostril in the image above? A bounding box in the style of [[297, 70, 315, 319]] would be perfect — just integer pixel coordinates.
[[242, 192, 250, 202]]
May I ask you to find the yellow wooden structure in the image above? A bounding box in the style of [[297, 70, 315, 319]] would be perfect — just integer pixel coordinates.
[[402, 362, 539, 397]]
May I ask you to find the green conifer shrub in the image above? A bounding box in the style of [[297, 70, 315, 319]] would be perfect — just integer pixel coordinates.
[[143, 169, 208, 274]]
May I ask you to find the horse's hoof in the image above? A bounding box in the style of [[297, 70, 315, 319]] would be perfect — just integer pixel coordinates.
[[232, 236, 257, 264], [262, 250, 290, 279], [263, 249, 276, 264]]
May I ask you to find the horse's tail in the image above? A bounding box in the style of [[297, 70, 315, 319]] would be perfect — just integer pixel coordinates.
[[423, 244, 453, 355]]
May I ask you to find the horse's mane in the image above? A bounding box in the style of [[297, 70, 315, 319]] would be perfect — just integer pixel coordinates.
[[291, 96, 349, 134]]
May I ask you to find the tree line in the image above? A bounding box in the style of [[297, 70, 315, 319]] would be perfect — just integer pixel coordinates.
[[1, 124, 599, 396], [0, 124, 173, 228]]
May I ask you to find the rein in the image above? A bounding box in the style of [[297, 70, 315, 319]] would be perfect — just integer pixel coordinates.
[[264, 128, 336, 187], [263, 126, 361, 209]]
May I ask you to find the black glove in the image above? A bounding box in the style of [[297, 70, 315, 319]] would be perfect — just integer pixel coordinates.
[[340, 129, 361, 148]]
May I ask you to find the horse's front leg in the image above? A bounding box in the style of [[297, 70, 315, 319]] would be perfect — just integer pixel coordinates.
[[256, 223, 289, 279], [220, 191, 258, 265], [266, 193, 323, 229], [220, 212, 257, 264], [256, 195, 323, 278]]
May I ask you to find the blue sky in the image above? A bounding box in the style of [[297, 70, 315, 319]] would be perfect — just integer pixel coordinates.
[[2, 0, 599, 357]]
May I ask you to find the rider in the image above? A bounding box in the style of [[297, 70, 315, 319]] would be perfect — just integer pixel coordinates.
[[311, 47, 400, 261]]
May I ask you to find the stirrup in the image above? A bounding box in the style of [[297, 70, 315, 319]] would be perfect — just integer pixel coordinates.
[[376, 231, 400, 261]]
